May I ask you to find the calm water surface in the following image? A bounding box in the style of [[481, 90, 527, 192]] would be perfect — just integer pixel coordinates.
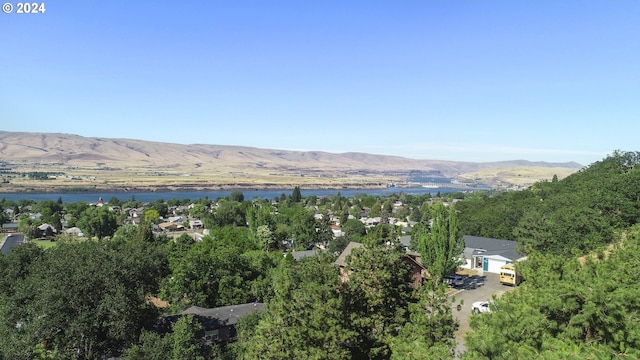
[[0, 187, 486, 203]]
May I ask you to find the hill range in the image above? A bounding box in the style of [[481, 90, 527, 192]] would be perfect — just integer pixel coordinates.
[[0, 131, 583, 193]]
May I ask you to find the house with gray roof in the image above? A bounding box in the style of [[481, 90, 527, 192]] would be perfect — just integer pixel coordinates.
[[460, 235, 527, 274], [290, 248, 327, 262], [2, 222, 19, 232], [156, 302, 264, 344], [65, 227, 84, 237]]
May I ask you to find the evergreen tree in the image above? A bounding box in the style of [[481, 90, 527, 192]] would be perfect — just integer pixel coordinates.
[[416, 204, 464, 280], [291, 186, 302, 203], [229, 191, 245, 202], [390, 280, 458, 359], [135, 219, 156, 243], [236, 255, 354, 359], [409, 206, 422, 223], [341, 244, 415, 358]]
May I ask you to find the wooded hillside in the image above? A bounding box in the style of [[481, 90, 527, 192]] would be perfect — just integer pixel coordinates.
[[458, 151, 640, 358], [457, 151, 640, 256]]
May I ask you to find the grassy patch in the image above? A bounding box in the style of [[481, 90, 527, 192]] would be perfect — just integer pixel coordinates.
[[31, 239, 59, 249]]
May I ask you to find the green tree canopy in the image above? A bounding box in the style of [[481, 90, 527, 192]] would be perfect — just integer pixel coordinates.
[[171, 315, 205, 360], [207, 200, 247, 228], [291, 186, 302, 203], [144, 209, 160, 224], [341, 244, 415, 358], [147, 199, 169, 218], [0, 240, 168, 359], [416, 204, 464, 280], [390, 280, 458, 359], [457, 151, 640, 256], [236, 254, 354, 359], [77, 206, 118, 239], [228, 191, 245, 202]]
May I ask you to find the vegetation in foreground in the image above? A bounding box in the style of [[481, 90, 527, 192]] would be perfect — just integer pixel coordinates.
[[459, 151, 640, 358]]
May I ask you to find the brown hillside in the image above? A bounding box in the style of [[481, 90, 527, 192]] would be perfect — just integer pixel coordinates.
[[0, 131, 582, 192]]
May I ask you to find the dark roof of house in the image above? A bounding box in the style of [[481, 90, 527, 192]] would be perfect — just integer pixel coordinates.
[[463, 235, 525, 261], [180, 303, 264, 326], [334, 241, 363, 267], [154, 302, 264, 334], [160, 303, 264, 330]]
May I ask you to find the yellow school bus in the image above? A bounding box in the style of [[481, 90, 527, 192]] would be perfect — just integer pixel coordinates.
[[499, 264, 522, 286]]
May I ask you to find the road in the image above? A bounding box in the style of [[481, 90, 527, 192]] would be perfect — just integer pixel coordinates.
[[1, 233, 25, 255], [449, 271, 513, 358]]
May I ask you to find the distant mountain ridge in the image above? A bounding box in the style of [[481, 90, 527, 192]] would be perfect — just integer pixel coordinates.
[[0, 131, 583, 191]]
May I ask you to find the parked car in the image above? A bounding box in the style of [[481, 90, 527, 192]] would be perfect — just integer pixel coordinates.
[[443, 274, 465, 288], [472, 301, 492, 314]]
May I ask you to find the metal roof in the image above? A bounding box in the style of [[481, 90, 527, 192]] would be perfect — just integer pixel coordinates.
[[463, 235, 525, 262]]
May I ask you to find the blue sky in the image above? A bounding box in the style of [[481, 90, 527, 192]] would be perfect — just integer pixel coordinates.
[[2, 1, 638, 165]]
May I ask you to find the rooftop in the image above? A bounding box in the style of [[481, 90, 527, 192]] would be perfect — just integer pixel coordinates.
[[464, 235, 525, 261]]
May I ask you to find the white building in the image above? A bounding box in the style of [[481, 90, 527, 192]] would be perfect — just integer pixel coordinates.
[[460, 235, 526, 274]]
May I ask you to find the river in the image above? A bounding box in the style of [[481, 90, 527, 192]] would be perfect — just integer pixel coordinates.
[[0, 186, 486, 203]]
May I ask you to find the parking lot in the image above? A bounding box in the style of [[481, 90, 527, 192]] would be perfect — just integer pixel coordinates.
[[449, 271, 514, 358]]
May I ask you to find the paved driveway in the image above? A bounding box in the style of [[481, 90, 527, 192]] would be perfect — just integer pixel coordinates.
[[1, 233, 25, 255], [449, 271, 514, 358]]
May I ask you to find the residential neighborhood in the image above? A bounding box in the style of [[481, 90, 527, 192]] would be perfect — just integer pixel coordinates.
[[2, 151, 638, 360]]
